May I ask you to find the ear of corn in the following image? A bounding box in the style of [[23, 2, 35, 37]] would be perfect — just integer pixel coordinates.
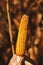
[[16, 15, 29, 56]]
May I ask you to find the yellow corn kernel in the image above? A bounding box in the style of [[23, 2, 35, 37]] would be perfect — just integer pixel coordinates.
[[16, 15, 29, 56]]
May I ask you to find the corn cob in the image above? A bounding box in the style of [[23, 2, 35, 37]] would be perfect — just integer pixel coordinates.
[[16, 15, 29, 56]]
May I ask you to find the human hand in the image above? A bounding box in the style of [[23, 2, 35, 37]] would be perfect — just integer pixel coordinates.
[[8, 54, 23, 65]]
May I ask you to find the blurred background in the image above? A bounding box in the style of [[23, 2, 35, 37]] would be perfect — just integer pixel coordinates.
[[0, 0, 43, 65]]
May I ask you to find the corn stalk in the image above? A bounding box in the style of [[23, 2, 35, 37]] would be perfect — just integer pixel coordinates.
[[6, 0, 14, 55]]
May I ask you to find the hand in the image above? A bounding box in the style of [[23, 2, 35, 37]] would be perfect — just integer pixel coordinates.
[[8, 54, 23, 65]]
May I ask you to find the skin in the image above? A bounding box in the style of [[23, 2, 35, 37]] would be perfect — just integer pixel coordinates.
[[8, 54, 23, 65]]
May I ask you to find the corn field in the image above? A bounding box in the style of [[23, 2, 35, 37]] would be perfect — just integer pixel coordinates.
[[0, 0, 43, 65]]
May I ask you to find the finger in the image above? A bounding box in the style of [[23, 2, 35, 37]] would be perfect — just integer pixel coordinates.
[[19, 57, 23, 63], [8, 54, 17, 65], [17, 57, 23, 65], [10, 54, 16, 61], [13, 54, 17, 62]]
